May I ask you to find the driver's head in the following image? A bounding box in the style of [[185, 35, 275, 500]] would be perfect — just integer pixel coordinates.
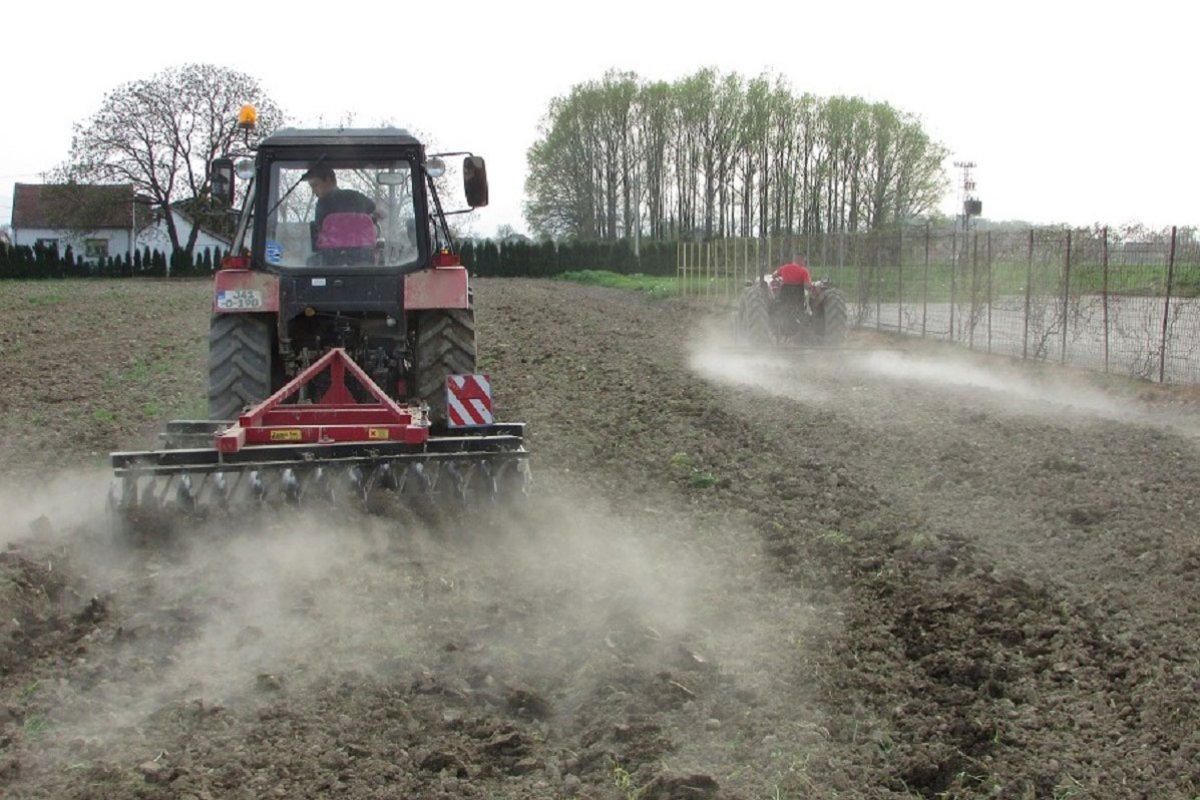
[[303, 164, 337, 197]]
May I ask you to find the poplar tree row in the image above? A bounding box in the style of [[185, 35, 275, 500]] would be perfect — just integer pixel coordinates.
[[524, 68, 949, 242]]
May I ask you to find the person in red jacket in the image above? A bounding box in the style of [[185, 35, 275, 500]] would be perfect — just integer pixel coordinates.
[[770, 259, 813, 314], [772, 259, 812, 287]]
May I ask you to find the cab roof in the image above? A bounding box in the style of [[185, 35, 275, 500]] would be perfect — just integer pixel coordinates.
[[260, 127, 423, 148]]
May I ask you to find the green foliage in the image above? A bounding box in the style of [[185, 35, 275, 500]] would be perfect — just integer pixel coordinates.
[[0, 242, 204, 280], [525, 66, 949, 242], [22, 715, 49, 738], [460, 237, 678, 278], [669, 451, 720, 490], [24, 292, 66, 306]]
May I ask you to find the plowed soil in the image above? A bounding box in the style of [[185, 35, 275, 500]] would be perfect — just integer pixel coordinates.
[[2, 278, 1200, 799]]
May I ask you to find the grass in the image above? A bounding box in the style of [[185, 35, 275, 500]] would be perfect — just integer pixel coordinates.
[[557, 270, 678, 299], [24, 292, 66, 307], [816, 529, 851, 546], [669, 451, 721, 490], [22, 714, 49, 738], [611, 762, 639, 800]]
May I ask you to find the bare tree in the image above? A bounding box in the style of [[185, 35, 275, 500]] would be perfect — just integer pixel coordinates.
[[59, 63, 283, 256]]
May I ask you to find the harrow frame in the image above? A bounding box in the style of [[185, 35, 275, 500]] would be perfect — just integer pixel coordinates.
[[109, 348, 529, 514]]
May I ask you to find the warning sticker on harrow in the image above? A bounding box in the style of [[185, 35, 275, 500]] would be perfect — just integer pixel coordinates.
[[368, 428, 390, 440], [270, 429, 303, 442], [447, 374, 493, 428]]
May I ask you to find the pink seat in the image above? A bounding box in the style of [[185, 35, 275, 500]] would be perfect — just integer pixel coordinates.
[[317, 213, 376, 249]]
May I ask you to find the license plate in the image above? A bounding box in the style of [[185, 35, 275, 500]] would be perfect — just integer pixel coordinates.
[[217, 289, 264, 310]]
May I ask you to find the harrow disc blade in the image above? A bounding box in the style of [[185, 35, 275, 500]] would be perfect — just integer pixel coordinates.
[[176, 473, 197, 513]]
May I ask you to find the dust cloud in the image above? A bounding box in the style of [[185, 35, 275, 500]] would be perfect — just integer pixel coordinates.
[[0, 468, 113, 549], [2, 469, 799, 767], [688, 322, 1200, 438]]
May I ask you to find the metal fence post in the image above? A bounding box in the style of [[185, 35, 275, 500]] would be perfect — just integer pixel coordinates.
[[950, 231, 958, 341], [922, 222, 930, 338], [875, 232, 882, 331], [1102, 227, 1110, 373], [1024, 230, 1033, 360], [1159, 226, 1178, 383], [676, 244, 686, 297], [897, 227, 904, 333], [705, 242, 712, 302], [987, 231, 993, 354], [1061, 229, 1072, 363], [964, 231, 974, 350]]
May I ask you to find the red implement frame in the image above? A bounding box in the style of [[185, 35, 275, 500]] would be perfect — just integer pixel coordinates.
[[215, 348, 429, 454]]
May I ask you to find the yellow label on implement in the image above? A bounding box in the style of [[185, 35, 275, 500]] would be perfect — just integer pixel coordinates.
[[368, 428, 390, 440], [270, 429, 303, 442]]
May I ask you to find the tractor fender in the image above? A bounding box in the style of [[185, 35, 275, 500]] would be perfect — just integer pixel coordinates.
[[405, 265, 470, 310]]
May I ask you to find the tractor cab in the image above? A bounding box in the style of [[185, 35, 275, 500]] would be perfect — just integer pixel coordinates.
[[212, 120, 488, 278]]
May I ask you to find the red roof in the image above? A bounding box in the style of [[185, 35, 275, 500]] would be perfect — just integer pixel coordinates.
[[12, 183, 136, 230]]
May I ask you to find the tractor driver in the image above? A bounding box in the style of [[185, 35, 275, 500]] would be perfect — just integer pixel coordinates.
[[302, 164, 378, 231], [771, 259, 813, 311], [773, 259, 812, 289]]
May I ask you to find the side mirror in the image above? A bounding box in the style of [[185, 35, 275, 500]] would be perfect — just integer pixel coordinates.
[[210, 158, 235, 206], [463, 156, 488, 208]]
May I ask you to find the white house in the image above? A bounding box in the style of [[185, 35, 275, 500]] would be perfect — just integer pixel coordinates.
[[11, 183, 231, 265]]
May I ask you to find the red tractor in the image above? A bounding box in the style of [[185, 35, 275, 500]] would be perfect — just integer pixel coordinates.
[[734, 265, 848, 348], [110, 107, 528, 520]]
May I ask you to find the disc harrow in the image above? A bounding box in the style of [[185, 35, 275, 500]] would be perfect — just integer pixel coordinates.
[[108, 348, 530, 531]]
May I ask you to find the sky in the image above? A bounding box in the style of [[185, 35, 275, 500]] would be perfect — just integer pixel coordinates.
[[2, 0, 1196, 238]]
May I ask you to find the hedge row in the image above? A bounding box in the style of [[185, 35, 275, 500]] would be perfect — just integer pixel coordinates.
[[460, 238, 678, 277], [0, 241, 227, 279], [1, 238, 681, 279]]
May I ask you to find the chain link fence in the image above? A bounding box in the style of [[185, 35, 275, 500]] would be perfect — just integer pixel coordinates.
[[677, 226, 1200, 384]]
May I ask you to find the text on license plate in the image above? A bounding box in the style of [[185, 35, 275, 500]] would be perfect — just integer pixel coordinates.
[[217, 290, 264, 310]]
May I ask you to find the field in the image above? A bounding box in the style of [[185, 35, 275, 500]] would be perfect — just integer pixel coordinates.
[[2, 278, 1200, 798]]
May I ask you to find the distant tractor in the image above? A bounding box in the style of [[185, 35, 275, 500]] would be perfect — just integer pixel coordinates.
[[734, 268, 849, 348]]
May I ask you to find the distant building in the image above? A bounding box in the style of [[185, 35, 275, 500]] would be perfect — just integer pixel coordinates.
[[10, 183, 230, 264]]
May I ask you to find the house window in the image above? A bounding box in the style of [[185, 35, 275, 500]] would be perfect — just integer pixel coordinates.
[[35, 237, 58, 250], [85, 239, 109, 259]]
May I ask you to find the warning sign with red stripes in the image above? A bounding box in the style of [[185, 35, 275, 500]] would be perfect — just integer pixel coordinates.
[[446, 374, 493, 428]]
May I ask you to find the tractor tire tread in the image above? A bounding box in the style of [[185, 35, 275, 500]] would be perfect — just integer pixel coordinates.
[[208, 314, 272, 420], [415, 308, 477, 425]]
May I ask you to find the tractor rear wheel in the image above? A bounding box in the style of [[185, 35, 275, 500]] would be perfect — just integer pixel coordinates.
[[735, 283, 771, 345], [208, 314, 272, 420], [818, 289, 848, 346], [414, 308, 477, 427]]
